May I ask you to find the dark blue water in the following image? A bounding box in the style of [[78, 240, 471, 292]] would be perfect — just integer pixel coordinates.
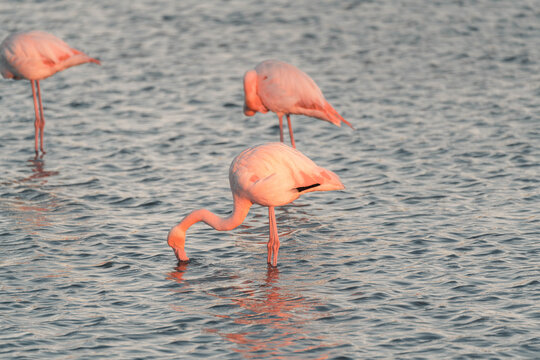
[[1, 0, 539, 358]]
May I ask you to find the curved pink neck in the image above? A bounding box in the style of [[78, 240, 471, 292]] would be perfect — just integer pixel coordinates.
[[243, 70, 267, 115], [178, 195, 252, 233]]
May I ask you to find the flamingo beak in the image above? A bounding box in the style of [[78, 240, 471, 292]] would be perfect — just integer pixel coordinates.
[[244, 104, 256, 116], [173, 247, 189, 262]]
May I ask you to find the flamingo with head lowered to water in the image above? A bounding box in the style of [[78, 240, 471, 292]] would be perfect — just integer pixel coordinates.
[[167, 142, 345, 267]]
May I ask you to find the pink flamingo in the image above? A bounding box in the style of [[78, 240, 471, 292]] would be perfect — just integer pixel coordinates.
[[243, 59, 353, 148], [167, 142, 345, 267], [0, 31, 101, 155]]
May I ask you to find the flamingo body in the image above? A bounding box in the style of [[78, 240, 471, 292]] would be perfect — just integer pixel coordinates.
[[243, 60, 352, 148], [0, 31, 100, 154], [168, 142, 345, 266], [230, 142, 343, 207], [0, 31, 100, 80]]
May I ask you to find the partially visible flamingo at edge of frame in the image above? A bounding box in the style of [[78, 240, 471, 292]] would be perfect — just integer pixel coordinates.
[[243, 59, 353, 149], [167, 142, 345, 267], [0, 31, 101, 155]]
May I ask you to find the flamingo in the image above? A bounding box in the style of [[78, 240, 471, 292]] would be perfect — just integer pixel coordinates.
[[167, 142, 345, 267], [0, 31, 101, 155], [243, 59, 353, 148]]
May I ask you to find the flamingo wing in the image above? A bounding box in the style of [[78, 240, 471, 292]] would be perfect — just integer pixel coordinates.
[[230, 143, 344, 207], [0, 31, 99, 80], [254, 60, 352, 128], [255, 60, 326, 115]]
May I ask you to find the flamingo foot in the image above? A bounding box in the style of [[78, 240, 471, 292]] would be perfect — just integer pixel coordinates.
[[172, 247, 189, 262], [267, 247, 278, 267], [267, 258, 278, 267]]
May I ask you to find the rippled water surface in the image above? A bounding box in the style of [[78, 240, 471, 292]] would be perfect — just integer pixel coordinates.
[[1, 0, 539, 358]]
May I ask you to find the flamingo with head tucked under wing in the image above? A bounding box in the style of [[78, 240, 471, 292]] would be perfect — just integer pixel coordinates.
[[243, 60, 353, 148], [0, 31, 101, 155], [167, 142, 345, 267]]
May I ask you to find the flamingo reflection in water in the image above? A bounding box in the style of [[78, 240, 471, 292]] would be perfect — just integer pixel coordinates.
[[22, 158, 59, 182], [167, 263, 336, 359], [166, 261, 189, 285], [207, 267, 337, 359], [5, 158, 60, 231]]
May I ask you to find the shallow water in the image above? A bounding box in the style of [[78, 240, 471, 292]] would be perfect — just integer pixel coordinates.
[[1, 0, 539, 358]]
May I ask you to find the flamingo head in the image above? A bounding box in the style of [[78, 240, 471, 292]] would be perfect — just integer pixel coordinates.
[[243, 69, 268, 116], [167, 225, 189, 262]]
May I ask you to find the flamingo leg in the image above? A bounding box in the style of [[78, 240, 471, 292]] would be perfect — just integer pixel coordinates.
[[277, 114, 284, 143], [30, 80, 40, 155], [36, 80, 46, 154], [267, 207, 273, 264], [267, 235, 272, 264], [286, 114, 296, 148], [267, 206, 280, 267]]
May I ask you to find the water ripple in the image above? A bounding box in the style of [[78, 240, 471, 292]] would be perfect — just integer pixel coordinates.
[[0, 0, 539, 359]]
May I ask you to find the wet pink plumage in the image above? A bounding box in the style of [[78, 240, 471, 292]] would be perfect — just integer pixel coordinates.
[[243, 60, 353, 148], [0, 31, 101, 154], [167, 142, 345, 267]]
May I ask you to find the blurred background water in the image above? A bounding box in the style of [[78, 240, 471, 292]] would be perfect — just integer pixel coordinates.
[[0, 0, 539, 358]]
